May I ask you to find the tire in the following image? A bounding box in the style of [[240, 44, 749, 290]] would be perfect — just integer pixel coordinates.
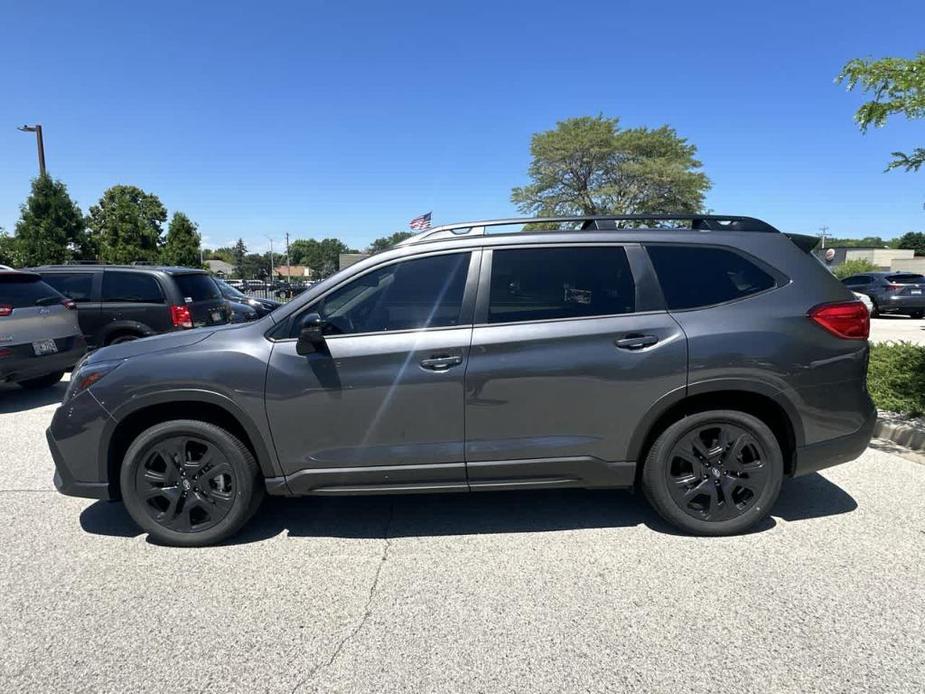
[[107, 333, 141, 346], [910, 311, 923, 319], [869, 303, 880, 318], [17, 371, 65, 389], [120, 420, 264, 547], [642, 410, 783, 536]]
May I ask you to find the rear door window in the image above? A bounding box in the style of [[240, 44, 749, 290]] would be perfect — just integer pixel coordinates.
[[173, 274, 221, 302], [487, 246, 635, 323], [646, 245, 777, 310], [42, 272, 95, 302], [0, 276, 63, 308], [101, 271, 164, 303]]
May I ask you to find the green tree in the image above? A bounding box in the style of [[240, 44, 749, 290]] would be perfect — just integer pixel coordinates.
[[368, 231, 413, 253], [511, 115, 710, 217], [0, 228, 24, 267], [832, 258, 879, 279], [161, 212, 202, 267], [837, 52, 925, 172], [87, 185, 167, 264], [232, 238, 248, 277], [287, 237, 356, 277], [826, 236, 892, 248], [14, 175, 89, 266], [287, 238, 317, 266], [895, 231, 925, 256]]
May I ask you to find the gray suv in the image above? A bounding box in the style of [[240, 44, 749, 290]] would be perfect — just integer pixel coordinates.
[[840, 271, 925, 318], [47, 215, 876, 546], [1, 270, 86, 389]]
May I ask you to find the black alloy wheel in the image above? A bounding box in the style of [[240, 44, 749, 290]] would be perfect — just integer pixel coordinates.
[[642, 410, 783, 536], [664, 423, 770, 522], [135, 435, 237, 533], [120, 420, 263, 546]]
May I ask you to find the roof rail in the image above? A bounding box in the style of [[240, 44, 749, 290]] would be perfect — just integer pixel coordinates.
[[397, 214, 780, 246]]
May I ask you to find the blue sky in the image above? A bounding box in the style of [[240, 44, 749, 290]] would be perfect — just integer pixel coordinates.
[[1, 0, 923, 252]]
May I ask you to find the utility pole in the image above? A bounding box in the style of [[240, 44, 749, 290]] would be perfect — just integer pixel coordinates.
[[266, 236, 276, 282], [18, 124, 46, 176], [285, 232, 291, 282], [818, 225, 830, 249]]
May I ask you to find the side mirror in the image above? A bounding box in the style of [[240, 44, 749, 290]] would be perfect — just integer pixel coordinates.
[[296, 312, 327, 355]]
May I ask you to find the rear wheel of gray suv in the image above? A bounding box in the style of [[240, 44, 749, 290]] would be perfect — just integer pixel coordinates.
[[17, 371, 64, 389], [642, 410, 783, 536], [120, 420, 264, 547]]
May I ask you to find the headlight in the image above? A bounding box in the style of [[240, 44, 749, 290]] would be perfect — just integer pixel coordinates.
[[64, 360, 122, 401]]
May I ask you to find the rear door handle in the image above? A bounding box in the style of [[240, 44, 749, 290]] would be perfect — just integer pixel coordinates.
[[615, 334, 659, 350], [420, 354, 463, 370]]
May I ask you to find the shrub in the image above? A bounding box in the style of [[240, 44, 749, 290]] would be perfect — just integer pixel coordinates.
[[832, 258, 878, 279], [867, 342, 925, 417]]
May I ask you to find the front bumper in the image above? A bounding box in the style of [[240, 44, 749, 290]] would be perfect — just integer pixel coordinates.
[[0, 336, 86, 383], [47, 389, 116, 500]]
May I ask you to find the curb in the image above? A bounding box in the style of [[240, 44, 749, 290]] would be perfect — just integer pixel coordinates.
[[874, 418, 925, 452]]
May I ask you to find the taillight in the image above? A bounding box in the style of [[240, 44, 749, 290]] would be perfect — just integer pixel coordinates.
[[0, 348, 11, 358], [809, 301, 870, 340], [62, 299, 77, 310], [0, 305, 11, 317], [170, 304, 193, 329]]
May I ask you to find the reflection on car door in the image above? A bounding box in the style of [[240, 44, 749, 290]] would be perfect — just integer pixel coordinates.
[[265, 251, 479, 494], [464, 245, 687, 489]]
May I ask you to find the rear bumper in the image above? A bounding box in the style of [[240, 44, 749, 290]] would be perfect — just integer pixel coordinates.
[[47, 389, 116, 500], [877, 295, 925, 312], [792, 398, 876, 476], [0, 336, 86, 383]]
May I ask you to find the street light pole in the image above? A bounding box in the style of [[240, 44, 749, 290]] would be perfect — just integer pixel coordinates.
[[18, 124, 46, 176], [266, 236, 276, 282]]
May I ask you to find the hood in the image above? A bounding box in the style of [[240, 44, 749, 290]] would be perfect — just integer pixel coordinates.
[[86, 329, 215, 365]]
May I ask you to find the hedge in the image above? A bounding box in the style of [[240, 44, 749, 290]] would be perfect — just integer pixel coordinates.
[[867, 342, 925, 417]]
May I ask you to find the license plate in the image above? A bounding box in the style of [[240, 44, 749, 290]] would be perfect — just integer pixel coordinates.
[[911, 290, 922, 295], [32, 339, 58, 356], [211, 310, 223, 323]]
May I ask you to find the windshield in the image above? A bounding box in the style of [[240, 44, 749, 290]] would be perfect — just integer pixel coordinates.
[[216, 279, 246, 299]]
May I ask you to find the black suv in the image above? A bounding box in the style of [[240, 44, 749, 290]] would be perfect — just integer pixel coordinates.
[[33, 265, 231, 348], [48, 215, 875, 546]]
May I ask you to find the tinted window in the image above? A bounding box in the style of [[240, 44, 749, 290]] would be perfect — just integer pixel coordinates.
[[42, 272, 94, 302], [842, 275, 872, 286], [488, 247, 635, 323], [647, 245, 776, 310], [101, 272, 164, 303], [174, 274, 221, 302], [308, 252, 470, 335], [886, 273, 924, 284], [0, 275, 63, 308]]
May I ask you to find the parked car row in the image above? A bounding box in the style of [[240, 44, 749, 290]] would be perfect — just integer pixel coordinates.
[[0, 266, 284, 389], [841, 271, 925, 318]]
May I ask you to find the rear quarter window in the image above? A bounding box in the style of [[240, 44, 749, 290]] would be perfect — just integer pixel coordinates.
[[646, 245, 777, 310], [173, 274, 221, 302], [101, 271, 164, 303]]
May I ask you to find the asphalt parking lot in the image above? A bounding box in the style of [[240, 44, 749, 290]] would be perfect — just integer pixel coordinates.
[[869, 315, 925, 345], [1, 378, 924, 693]]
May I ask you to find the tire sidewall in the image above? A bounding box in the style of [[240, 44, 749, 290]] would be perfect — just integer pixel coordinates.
[[642, 410, 784, 536], [120, 420, 259, 547]]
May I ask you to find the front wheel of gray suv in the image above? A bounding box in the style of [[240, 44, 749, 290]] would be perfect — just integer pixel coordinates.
[[120, 420, 264, 547], [642, 410, 783, 536]]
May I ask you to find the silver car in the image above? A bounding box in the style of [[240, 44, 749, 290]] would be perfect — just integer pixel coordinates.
[[0, 270, 86, 389]]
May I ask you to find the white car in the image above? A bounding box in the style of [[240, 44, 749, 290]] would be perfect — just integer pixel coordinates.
[[852, 291, 874, 314]]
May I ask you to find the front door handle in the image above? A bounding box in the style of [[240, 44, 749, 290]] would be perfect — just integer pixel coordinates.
[[615, 334, 659, 350], [420, 354, 463, 370]]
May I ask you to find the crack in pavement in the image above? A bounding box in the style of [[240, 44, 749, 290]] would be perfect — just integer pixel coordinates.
[[290, 503, 395, 694]]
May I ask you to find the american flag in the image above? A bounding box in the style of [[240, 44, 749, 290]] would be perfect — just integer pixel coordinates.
[[409, 211, 432, 230]]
